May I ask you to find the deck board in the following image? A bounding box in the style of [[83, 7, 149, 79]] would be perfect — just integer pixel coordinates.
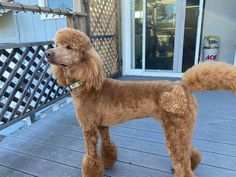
[[0, 148, 81, 177], [0, 77, 236, 177], [0, 165, 35, 177]]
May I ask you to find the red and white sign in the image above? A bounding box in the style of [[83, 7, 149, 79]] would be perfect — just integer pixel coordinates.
[[206, 55, 217, 60], [204, 48, 219, 61]]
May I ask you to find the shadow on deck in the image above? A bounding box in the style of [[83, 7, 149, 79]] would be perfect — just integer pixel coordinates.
[[0, 77, 236, 177]]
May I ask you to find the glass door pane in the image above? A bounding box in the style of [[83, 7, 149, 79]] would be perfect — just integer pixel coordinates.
[[145, 0, 177, 70], [134, 0, 143, 69], [182, 0, 200, 72]]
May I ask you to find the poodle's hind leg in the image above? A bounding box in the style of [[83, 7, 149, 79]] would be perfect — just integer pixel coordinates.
[[191, 147, 201, 170], [172, 147, 201, 173], [82, 127, 104, 177], [98, 126, 117, 169], [161, 117, 196, 177]]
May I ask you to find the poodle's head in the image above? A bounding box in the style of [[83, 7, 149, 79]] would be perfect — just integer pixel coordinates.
[[45, 28, 104, 90], [46, 28, 91, 67]]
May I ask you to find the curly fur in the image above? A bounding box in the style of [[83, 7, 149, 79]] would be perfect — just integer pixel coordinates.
[[50, 65, 67, 86], [55, 28, 91, 52], [182, 61, 236, 93], [46, 28, 236, 177], [98, 126, 117, 169], [82, 154, 104, 177]]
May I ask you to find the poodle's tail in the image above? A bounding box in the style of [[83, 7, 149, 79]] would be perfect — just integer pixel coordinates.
[[182, 61, 236, 93]]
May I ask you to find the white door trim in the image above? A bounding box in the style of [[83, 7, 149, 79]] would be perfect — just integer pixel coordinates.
[[194, 0, 205, 64], [131, 0, 135, 69], [142, 0, 146, 72], [122, 0, 132, 76], [234, 46, 236, 66], [174, 0, 186, 72]]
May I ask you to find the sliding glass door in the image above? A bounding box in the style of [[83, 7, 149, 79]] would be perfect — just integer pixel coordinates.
[[132, 0, 181, 72], [182, 0, 201, 72], [129, 0, 202, 75], [145, 0, 177, 70]]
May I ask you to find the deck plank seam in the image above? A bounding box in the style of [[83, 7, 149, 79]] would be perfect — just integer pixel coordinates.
[[0, 147, 81, 169], [0, 164, 37, 177], [117, 124, 236, 138]]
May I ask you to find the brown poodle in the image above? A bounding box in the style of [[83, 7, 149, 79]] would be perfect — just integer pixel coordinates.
[[45, 28, 236, 177]]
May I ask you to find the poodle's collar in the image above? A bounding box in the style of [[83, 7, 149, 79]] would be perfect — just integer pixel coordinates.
[[66, 80, 83, 91]]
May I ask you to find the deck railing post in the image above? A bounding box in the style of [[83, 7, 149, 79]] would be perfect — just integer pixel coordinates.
[[29, 114, 36, 123], [66, 14, 81, 29], [66, 15, 74, 28], [67, 0, 87, 31], [84, 0, 91, 38], [117, 0, 122, 77]]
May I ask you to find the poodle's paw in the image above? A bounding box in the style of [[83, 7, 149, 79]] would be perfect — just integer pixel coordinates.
[[173, 170, 196, 177], [101, 143, 117, 169], [191, 148, 201, 170], [172, 165, 197, 177], [82, 154, 104, 177], [160, 85, 188, 116], [174, 173, 196, 177]]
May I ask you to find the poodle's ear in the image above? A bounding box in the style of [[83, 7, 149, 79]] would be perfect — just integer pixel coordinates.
[[77, 49, 104, 90], [50, 65, 67, 86]]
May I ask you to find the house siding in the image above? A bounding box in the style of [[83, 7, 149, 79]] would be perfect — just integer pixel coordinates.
[[0, 12, 20, 43], [0, 0, 67, 43]]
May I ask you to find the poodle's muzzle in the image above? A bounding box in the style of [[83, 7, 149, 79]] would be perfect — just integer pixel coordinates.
[[45, 49, 54, 63]]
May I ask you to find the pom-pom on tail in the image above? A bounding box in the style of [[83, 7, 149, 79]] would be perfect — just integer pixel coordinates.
[[182, 61, 236, 93]]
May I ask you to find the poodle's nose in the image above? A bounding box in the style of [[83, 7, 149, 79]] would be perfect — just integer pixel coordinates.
[[45, 50, 54, 59]]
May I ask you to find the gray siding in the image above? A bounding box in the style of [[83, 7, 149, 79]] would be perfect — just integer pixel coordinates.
[[0, 0, 67, 43]]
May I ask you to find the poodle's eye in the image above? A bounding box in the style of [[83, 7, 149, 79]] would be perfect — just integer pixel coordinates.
[[65, 45, 72, 50]]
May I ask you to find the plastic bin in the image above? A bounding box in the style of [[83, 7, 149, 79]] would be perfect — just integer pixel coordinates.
[[203, 35, 219, 61]]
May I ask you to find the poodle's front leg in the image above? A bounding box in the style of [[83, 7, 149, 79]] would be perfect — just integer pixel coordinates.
[[98, 126, 117, 169], [82, 128, 104, 177]]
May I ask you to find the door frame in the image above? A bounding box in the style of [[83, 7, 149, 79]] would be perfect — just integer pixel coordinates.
[[122, 0, 204, 77], [194, 0, 205, 65], [234, 48, 236, 66]]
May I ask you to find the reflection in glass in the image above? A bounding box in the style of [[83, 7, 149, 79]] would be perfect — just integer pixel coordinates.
[[145, 0, 176, 70], [182, 0, 200, 72], [134, 0, 143, 69]]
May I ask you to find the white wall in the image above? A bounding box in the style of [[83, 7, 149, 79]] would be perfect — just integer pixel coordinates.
[[201, 0, 236, 64]]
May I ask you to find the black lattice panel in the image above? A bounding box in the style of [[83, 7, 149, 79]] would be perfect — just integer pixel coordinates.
[[0, 42, 67, 129]]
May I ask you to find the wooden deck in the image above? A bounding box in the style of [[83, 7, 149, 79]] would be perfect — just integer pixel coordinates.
[[1, 77, 236, 177]]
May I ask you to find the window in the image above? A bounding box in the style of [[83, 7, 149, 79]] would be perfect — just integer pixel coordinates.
[[46, 0, 73, 9]]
